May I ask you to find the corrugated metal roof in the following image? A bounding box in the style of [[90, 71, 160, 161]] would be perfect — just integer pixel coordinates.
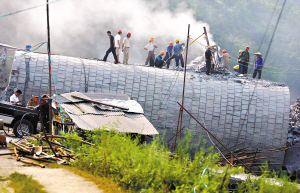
[[61, 103, 158, 135], [59, 92, 158, 135]]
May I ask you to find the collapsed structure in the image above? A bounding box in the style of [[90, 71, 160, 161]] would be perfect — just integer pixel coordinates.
[[2, 51, 290, 170]]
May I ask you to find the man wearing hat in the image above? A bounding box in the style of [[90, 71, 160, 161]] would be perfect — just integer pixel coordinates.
[[252, 52, 263, 79], [114, 30, 123, 63], [240, 46, 250, 75]]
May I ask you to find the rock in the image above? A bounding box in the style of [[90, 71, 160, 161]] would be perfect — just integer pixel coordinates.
[[289, 126, 295, 133], [287, 138, 293, 146], [283, 143, 300, 178], [295, 138, 300, 143], [288, 133, 294, 138], [293, 128, 300, 135]]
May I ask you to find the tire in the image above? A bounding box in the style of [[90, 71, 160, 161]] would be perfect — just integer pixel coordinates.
[[13, 120, 33, 138]]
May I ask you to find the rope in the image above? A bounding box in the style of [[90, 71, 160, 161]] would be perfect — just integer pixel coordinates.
[[0, 0, 61, 19], [188, 33, 204, 47], [0, 41, 45, 53], [0, 42, 47, 60]]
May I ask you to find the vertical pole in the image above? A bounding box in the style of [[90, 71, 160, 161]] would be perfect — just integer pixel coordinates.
[[46, 0, 52, 134], [173, 24, 190, 151], [45, 0, 56, 156], [179, 24, 190, 139], [203, 26, 210, 46]]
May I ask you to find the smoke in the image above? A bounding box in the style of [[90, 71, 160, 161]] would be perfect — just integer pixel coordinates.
[[0, 0, 216, 64]]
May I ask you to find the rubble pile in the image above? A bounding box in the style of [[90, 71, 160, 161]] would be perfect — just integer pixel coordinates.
[[7, 131, 96, 168], [286, 97, 300, 146]]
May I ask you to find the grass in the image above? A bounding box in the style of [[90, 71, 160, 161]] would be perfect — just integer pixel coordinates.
[[8, 172, 48, 193], [54, 128, 300, 193]]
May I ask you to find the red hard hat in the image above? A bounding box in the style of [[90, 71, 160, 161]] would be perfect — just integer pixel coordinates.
[[118, 30, 122, 33], [245, 46, 250, 50], [127, 32, 131, 36]]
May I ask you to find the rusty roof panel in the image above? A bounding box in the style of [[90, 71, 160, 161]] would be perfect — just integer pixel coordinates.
[[61, 103, 158, 135]]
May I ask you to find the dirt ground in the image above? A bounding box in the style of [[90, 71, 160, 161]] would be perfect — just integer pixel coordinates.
[[0, 133, 103, 193]]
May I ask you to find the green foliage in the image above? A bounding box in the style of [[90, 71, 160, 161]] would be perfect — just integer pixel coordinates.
[[8, 172, 48, 193], [59, 129, 245, 192], [237, 165, 300, 193], [56, 128, 300, 192]]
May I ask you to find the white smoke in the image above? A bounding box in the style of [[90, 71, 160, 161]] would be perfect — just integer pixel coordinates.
[[0, 0, 216, 64]]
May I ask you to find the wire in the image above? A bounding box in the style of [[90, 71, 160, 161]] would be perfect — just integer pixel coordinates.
[[179, 71, 233, 166], [264, 0, 287, 65], [0, 0, 61, 19], [0, 42, 46, 60]]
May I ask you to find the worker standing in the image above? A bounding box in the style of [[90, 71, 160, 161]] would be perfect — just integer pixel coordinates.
[[144, 37, 157, 67], [238, 50, 243, 75], [122, 32, 131, 65], [39, 94, 50, 133], [102, 31, 118, 64], [164, 39, 184, 70], [163, 42, 173, 69], [220, 49, 231, 70], [10, 89, 22, 105], [240, 46, 250, 75], [252, 52, 263, 79], [154, 51, 165, 68], [205, 46, 213, 75], [114, 30, 122, 63]]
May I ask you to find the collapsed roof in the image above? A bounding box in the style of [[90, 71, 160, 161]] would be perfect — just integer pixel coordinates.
[[58, 92, 158, 135]]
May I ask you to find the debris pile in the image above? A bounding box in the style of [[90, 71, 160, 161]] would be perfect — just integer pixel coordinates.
[[8, 131, 96, 168], [287, 97, 300, 146], [218, 142, 297, 174]]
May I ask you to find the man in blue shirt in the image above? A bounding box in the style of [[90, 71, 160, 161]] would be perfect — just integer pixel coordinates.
[[163, 42, 173, 69], [252, 52, 263, 79], [164, 39, 184, 70], [154, 51, 165, 68]]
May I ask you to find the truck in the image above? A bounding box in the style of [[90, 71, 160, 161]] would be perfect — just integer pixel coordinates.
[[0, 101, 41, 137]]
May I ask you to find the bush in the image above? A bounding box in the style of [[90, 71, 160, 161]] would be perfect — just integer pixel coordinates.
[[57, 128, 300, 192]]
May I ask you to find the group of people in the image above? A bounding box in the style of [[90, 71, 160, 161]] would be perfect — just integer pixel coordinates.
[[205, 45, 264, 79], [144, 38, 185, 70], [101, 30, 131, 65], [101, 31, 185, 70]]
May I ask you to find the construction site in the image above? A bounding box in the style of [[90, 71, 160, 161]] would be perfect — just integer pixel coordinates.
[[0, 0, 299, 192]]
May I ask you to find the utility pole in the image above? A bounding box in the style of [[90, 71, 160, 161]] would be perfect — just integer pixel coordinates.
[[173, 24, 190, 151], [46, 0, 52, 134], [45, 0, 57, 157], [203, 26, 210, 46]]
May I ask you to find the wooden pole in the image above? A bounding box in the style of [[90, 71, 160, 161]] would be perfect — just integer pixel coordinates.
[[46, 0, 52, 134], [203, 26, 210, 46]]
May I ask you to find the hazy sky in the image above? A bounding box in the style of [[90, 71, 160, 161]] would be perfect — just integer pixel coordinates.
[[0, 0, 215, 63]]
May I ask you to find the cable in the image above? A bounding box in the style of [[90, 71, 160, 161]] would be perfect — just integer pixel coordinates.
[[249, 0, 280, 74], [0, 0, 61, 19], [264, 0, 287, 65], [179, 71, 233, 166]]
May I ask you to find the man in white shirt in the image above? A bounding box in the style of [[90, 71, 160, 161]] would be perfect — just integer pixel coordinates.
[[114, 30, 122, 63], [122, 32, 131, 65], [144, 37, 157, 67], [10, 89, 22, 104]]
